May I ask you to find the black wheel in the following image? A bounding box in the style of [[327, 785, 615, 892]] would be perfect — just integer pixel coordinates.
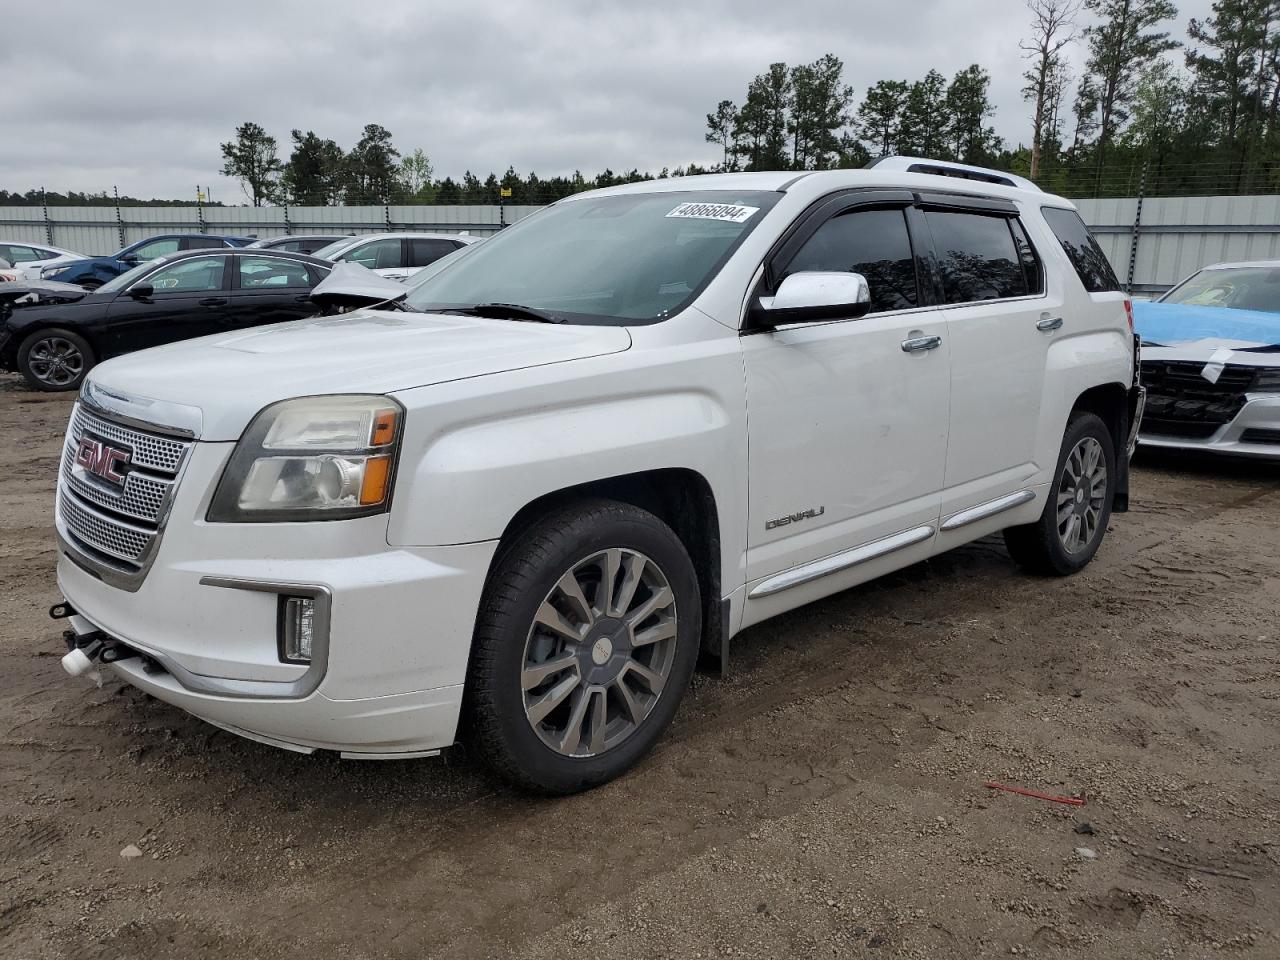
[[1004, 411, 1116, 576], [17, 328, 96, 392], [465, 499, 701, 794]]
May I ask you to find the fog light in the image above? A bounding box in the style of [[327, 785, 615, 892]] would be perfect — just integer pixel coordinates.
[[279, 596, 315, 663]]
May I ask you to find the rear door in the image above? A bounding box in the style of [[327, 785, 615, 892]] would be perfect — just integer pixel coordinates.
[[917, 196, 1056, 516], [101, 254, 232, 355], [225, 254, 325, 330], [339, 237, 408, 278]]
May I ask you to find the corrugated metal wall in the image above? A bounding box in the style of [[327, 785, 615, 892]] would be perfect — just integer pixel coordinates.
[[1075, 195, 1280, 293], [0, 204, 545, 256], [4, 197, 1278, 291]]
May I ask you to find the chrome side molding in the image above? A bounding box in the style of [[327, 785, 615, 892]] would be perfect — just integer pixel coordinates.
[[940, 489, 1036, 532], [748, 524, 936, 599]]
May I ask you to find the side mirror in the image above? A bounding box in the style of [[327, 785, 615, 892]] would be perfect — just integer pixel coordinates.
[[753, 271, 871, 326], [129, 282, 154, 299]]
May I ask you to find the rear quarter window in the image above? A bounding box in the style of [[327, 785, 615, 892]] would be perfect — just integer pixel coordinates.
[[1040, 207, 1121, 293]]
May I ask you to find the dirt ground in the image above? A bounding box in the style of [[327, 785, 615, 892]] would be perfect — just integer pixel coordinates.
[[2, 374, 1278, 960]]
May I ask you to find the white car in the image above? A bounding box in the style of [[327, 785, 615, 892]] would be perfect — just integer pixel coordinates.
[[312, 232, 480, 282], [53, 158, 1142, 793], [0, 241, 86, 281]]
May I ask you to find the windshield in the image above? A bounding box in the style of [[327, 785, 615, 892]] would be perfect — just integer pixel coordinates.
[[312, 236, 363, 261], [97, 256, 168, 293], [1160, 265, 1280, 314], [403, 190, 781, 324]]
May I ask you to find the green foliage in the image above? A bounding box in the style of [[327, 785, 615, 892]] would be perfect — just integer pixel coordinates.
[[345, 124, 401, 204], [399, 148, 435, 202], [220, 121, 283, 207], [282, 130, 345, 205]]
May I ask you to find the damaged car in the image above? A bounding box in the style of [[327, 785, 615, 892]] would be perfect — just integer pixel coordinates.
[[1133, 260, 1280, 458], [1, 248, 330, 391]]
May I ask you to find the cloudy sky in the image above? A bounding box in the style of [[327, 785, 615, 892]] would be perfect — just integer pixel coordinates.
[[2, 0, 1213, 202]]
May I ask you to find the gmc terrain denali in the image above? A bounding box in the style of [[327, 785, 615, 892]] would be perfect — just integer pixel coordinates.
[[54, 159, 1144, 793]]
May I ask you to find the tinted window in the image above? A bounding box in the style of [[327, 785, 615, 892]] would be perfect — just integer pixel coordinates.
[[341, 238, 403, 270], [185, 236, 226, 250], [409, 238, 459, 268], [784, 207, 918, 312], [238, 255, 313, 289], [144, 256, 226, 292], [1040, 207, 1120, 293], [127, 238, 181, 260], [926, 210, 1027, 303]]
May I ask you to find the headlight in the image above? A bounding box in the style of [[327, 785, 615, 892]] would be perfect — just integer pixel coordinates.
[[1252, 368, 1280, 393], [208, 395, 403, 522], [42, 265, 70, 279]]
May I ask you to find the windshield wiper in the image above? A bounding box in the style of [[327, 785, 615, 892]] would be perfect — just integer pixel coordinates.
[[453, 302, 565, 323]]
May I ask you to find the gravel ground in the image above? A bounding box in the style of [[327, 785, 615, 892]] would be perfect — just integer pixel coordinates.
[[2, 374, 1277, 960]]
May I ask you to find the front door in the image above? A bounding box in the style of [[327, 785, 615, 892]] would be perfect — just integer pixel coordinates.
[[741, 197, 950, 596], [101, 254, 231, 356]]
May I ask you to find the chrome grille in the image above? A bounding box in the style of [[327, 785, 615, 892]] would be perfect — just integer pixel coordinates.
[[57, 402, 194, 585], [58, 491, 153, 562], [60, 442, 170, 523], [72, 406, 188, 473]]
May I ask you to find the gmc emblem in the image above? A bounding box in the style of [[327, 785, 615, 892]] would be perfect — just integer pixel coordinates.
[[75, 436, 130, 485]]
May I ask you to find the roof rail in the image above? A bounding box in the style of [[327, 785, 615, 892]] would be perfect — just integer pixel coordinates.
[[866, 155, 1040, 192]]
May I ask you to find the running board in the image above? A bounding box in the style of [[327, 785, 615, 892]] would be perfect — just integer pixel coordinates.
[[939, 489, 1035, 532], [748, 524, 936, 599]]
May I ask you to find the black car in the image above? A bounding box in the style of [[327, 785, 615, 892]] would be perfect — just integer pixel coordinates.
[[0, 248, 331, 391]]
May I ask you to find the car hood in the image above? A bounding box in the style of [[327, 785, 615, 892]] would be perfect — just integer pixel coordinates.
[[85, 309, 633, 440], [0, 279, 91, 306], [1133, 301, 1280, 349]]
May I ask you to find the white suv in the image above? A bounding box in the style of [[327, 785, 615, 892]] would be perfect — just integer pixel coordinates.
[[53, 159, 1143, 793]]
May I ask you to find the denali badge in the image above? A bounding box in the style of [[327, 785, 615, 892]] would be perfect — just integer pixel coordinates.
[[766, 506, 825, 530], [75, 437, 130, 486]]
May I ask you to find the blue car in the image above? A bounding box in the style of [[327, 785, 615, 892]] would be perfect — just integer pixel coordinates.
[[40, 234, 254, 289], [1133, 259, 1280, 459]]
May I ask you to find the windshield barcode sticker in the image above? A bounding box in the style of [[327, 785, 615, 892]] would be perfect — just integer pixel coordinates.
[[666, 202, 759, 223]]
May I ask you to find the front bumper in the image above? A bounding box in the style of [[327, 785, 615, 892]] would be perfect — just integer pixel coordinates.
[[1139, 393, 1280, 460], [55, 432, 498, 755]]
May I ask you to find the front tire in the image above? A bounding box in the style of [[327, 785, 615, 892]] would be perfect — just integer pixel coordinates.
[[465, 499, 701, 794], [17, 328, 95, 391], [1004, 411, 1116, 575]]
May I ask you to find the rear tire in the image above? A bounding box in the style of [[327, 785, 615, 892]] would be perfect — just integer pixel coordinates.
[[17, 328, 95, 392], [465, 499, 701, 794], [1004, 411, 1115, 576]]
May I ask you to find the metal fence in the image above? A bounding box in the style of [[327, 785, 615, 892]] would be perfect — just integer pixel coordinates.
[[1075, 195, 1280, 294], [0, 204, 545, 257], [4, 195, 1280, 293]]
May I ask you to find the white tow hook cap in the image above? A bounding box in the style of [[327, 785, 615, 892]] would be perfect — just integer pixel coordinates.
[[61, 647, 96, 677]]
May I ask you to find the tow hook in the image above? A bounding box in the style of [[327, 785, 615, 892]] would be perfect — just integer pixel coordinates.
[[60, 629, 137, 677], [49, 602, 76, 620]]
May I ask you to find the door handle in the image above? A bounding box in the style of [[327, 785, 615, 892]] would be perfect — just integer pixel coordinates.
[[1037, 315, 1064, 331], [295, 294, 312, 302], [901, 335, 942, 353], [199, 297, 228, 307]]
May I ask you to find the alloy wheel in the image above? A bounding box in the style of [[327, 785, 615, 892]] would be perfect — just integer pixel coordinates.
[[27, 337, 85, 387], [521, 548, 679, 758], [1056, 436, 1107, 554]]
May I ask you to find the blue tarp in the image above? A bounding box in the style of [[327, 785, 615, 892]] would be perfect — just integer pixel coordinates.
[[1133, 301, 1280, 347]]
